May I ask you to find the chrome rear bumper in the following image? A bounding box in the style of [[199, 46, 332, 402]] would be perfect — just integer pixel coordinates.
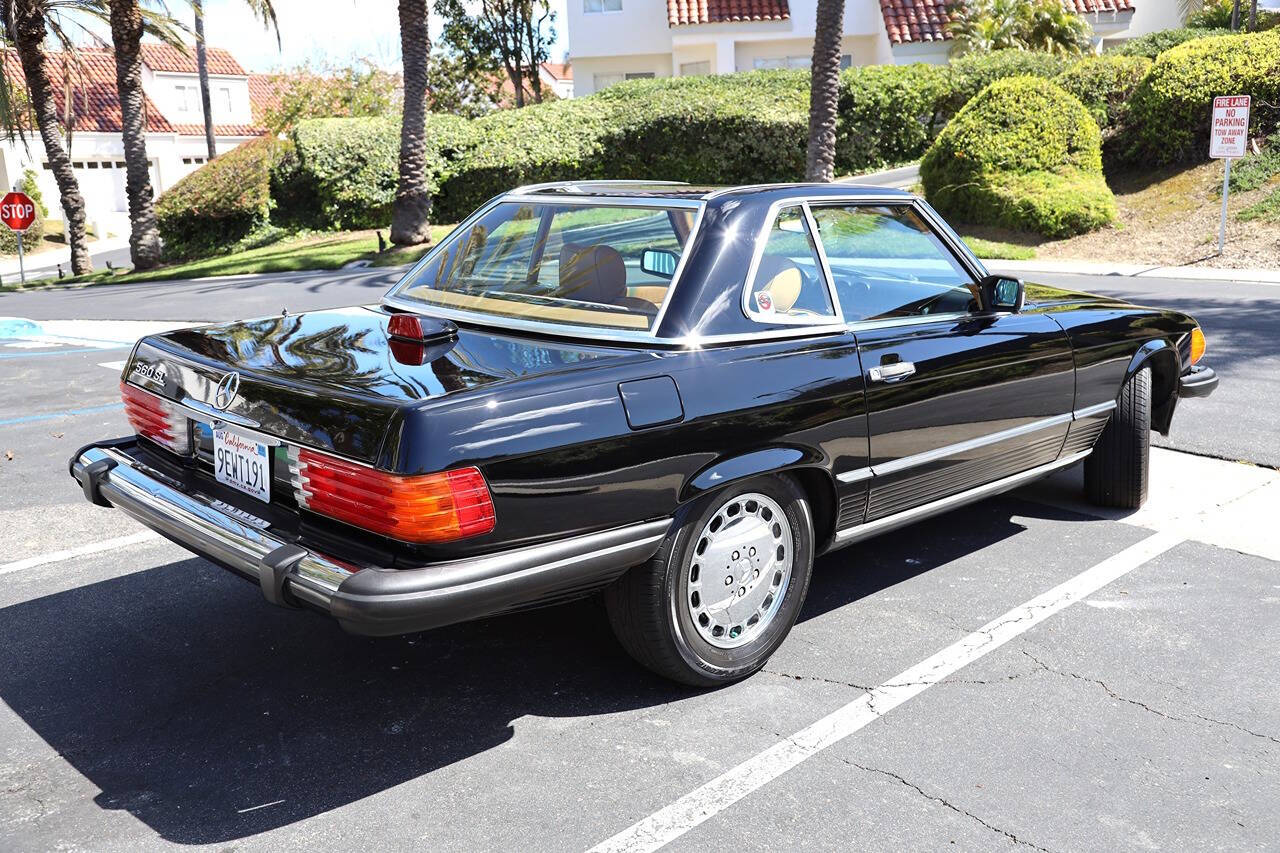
[[70, 442, 670, 635]]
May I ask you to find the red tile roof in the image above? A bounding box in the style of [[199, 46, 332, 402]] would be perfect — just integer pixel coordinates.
[[540, 61, 572, 81], [881, 0, 1136, 45], [1066, 0, 1135, 12], [247, 72, 288, 124], [2, 48, 175, 133], [2, 46, 264, 136], [138, 43, 246, 76], [880, 0, 950, 45], [667, 0, 790, 26]]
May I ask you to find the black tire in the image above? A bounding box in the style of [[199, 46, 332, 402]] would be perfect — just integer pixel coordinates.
[[1084, 366, 1151, 509], [604, 474, 815, 687]]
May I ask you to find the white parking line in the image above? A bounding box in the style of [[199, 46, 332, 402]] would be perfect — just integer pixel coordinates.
[[589, 530, 1186, 853], [0, 530, 160, 577]]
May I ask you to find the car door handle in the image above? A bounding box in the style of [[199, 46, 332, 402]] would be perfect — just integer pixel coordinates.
[[869, 361, 916, 383]]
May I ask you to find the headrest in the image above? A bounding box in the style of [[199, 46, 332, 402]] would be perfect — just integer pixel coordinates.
[[559, 243, 626, 305], [755, 255, 803, 313]]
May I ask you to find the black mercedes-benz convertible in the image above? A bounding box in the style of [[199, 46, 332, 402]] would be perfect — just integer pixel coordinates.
[[71, 182, 1216, 686]]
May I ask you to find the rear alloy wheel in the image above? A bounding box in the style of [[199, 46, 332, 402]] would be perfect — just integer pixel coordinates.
[[1084, 365, 1151, 509], [605, 474, 814, 687]]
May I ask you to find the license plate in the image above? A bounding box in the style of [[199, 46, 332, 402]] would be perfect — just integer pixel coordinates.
[[213, 428, 270, 503]]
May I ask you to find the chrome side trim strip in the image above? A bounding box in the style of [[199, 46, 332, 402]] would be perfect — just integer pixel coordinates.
[[873, 413, 1074, 478], [836, 466, 873, 484], [831, 450, 1090, 546], [1074, 400, 1117, 419]]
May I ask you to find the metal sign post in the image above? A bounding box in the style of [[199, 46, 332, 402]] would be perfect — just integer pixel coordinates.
[[1209, 95, 1251, 255], [15, 230, 23, 286]]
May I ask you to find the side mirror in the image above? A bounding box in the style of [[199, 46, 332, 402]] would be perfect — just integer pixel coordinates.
[[979, 274, 1024, 313], [640, 248, 679, 279]]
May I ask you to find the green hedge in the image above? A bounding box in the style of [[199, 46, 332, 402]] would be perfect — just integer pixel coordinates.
[[836, 63, 952, 172], [434, 72, 811, 221], [1109, 26, 1231, 58], [156, 137, 275, 259], [921, 76, 1115, 237], [1053, 54, 1152, 132], [1121, 30, 1280, 165]]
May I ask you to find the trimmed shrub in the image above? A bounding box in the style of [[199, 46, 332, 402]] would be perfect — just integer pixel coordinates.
[[939, 49, 1073, 121], [0, 168, 44, 254], [836, 63, 952, 172], [1109, 26, 1231, 58], [1120, 30, 1280, 165], [282, 117, 401, 229], [156, 137, 275, 259], [1053, 54, 1152, 132], [921, 76, 1115, 237]]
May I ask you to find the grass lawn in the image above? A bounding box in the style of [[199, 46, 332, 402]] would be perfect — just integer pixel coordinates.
[[961, 236, 1036, 261], [2, 227, 456, 291], [955, 160, 1280, 271]]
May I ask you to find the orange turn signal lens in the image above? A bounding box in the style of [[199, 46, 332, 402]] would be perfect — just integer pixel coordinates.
[[291, 448, 496, 544], [1189, 327, 1206, 365]]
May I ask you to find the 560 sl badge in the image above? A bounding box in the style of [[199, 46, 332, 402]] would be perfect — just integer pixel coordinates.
[[129, 362, 166, 384]]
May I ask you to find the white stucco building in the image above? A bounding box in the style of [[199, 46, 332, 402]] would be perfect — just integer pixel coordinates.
[[0, 44, 270, 233], [567, 0, 1187, 96]]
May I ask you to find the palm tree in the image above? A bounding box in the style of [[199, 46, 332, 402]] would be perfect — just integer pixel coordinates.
[[108, 0, 163, 268], [391, 0, 432, 246], [1, 0, 93, 273], [193, 0, 277, 161], [805, 0, 845, 182]]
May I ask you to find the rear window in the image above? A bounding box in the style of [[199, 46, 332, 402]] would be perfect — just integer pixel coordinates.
[[389, 202, 697, 332]]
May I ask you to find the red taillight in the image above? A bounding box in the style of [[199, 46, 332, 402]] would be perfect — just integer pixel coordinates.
[[286, 447, 496, 543], [387, 313, 425, 341], [120, 382, 190, 454]]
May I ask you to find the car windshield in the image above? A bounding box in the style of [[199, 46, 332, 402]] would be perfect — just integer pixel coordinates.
[[388, 201, 698, 333]]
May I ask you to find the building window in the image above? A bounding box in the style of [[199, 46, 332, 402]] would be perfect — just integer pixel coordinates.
[[680, 61, 711, 76], [175, 84, 197, 112], [625, 72, 655, 80], [218, 86, 232, 114], [753, 56, 811, 70], [840, 54, 853, 69], [584, 0, 622, 12]]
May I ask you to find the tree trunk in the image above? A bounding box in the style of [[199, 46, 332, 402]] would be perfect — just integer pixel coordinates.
[[109, 0, 163, 269], [1248, 0, 1257, 30], [805, 0, 846, 182], [11, 0, 92, 274], [1231, 0, 1241, 29], [391, 0, 433, 245], [194, 1, 217, 160]]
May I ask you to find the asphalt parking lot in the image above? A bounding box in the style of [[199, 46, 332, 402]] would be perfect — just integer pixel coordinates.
[[1, 271, 1278, 850]]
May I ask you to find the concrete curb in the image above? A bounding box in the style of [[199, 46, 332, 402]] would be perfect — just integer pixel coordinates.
[[984, 259, 1280, 285]]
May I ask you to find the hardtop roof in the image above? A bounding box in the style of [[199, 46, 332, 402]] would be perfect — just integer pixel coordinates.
[[509, 181, 916, 203]]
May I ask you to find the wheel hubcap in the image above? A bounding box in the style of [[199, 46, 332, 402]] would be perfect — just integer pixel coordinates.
[[685, 492, 793, 649]]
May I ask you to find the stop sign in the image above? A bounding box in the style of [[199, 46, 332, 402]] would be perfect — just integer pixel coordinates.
[[0, 191, 37, 232]]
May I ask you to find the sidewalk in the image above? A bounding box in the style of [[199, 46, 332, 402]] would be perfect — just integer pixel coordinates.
[[0, 236, 132, 282], [985, 258, 1280, 285]]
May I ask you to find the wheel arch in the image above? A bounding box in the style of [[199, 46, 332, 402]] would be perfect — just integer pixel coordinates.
[[679, 447, 838, 549], [1124, 339, 1180, 435]]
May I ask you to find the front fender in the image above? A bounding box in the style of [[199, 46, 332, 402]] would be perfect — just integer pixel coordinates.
[[1124, 339, 1181, 435]]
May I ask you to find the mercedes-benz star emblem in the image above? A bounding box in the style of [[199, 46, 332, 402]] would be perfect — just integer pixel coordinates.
[[213, 372, 240, 411]]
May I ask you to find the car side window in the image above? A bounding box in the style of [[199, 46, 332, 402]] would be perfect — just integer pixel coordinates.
[[809, 205, 979, 322], [745, 207, 837, 323]]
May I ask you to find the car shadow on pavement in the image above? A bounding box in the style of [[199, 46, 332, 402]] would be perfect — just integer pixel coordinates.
[[0, 495, 1093, 844]]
